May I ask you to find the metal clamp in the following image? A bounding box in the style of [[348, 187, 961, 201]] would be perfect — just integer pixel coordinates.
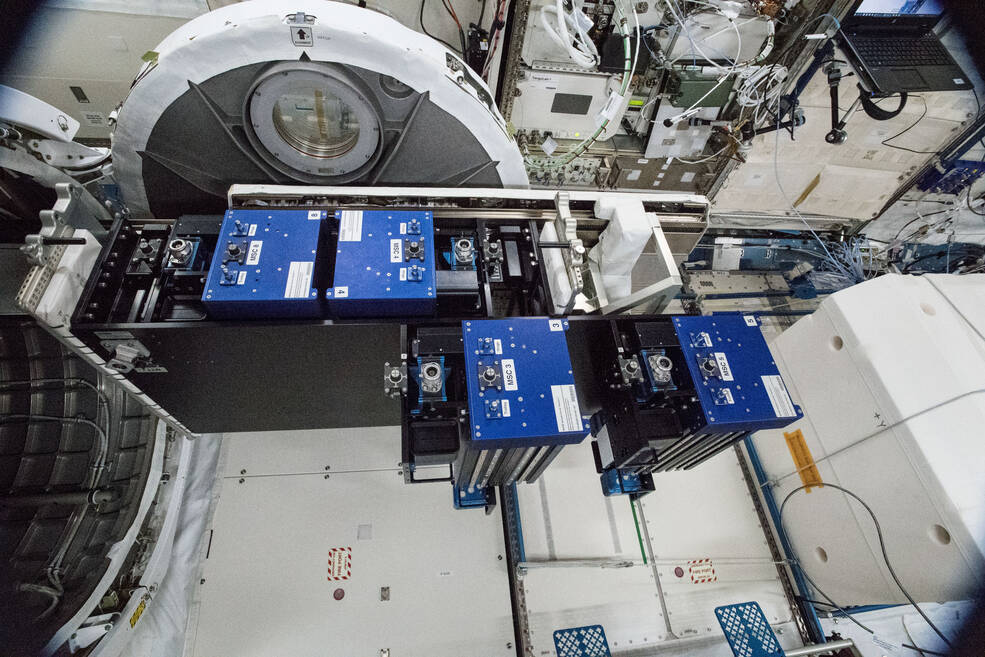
[[383, 362, 407, 398], [477, 362, 503, 390], [618, 355, 644, 385], [106, 342, 151, 375]]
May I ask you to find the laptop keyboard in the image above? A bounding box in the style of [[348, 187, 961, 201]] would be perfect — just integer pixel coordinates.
[[851, 35, 952, 67]]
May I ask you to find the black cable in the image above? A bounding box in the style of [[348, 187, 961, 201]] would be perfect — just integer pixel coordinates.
[[881, 96, 938, 155], [478, 0, 487, 26], [967, 186, 985, 217], [441, 0, 468, 57], [797, 597, 950, 653], [902, 247, 983, 273], [893, 207, 951, 242], [419, 0, 462, 54], [0, 377, 111, 435], [779, 483, 953, 650], [0, 414, 108, 446], [972, 88, 985, 152]]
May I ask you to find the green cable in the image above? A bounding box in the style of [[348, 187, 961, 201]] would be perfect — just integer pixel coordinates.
[[630, 497, 648, 564]]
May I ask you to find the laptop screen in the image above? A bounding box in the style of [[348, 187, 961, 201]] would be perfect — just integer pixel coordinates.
[[854, 0, 944, 17]]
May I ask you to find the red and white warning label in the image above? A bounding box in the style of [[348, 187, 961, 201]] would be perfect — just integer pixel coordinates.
[[327, 547, 352, 581], [687, 558, 717, 584]]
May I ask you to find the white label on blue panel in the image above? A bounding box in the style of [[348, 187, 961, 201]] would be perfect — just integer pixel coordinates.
[[236, 271, 247, 285], [400, 222, 407, 235], [248, 223, 257, 236], [284, 261, 314, 298], [334, 286, 348, 298], [339, 211, 363, 241], [714, 352, 734, 381], [762, 375, 796, 417], [744, 316, 757, 327], [721, 388, 735, 404], [399, 267, 407, 281], [551, 384, 583, 433], [246, 240, 262, 265], [493, 339, 502, 354], [501, 359, 518, 391], [308, 210, 321, 220], [548, 319, 564, 331], [501, 399, 511, 417], [390, 239, 403, 263]]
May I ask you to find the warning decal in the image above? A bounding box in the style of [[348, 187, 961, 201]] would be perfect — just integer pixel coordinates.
[[688, 558, 717, 584], [327, 547, 352, 581], [291, 25, 313, 46], [129, 597, 147, 627]]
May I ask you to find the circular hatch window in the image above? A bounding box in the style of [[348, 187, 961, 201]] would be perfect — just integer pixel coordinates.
[[272, 85, 360, 158], [247, 64, 381, 180]]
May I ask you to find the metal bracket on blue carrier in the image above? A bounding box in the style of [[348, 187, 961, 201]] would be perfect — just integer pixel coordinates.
[[716, 602, 784, 657], [553, 624, 611, 657], [453, 482, 495, 510], [600, 468, 652, 497]]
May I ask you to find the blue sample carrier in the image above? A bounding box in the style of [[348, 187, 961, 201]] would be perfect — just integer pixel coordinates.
[[327, 209, 437, 317], [202, 209, 325, 318], [463, 317, 590, 449], [453, 318, 590, 500], [672, 314, 803, 433]]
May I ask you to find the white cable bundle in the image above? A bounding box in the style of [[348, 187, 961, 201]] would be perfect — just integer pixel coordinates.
[[736, 64, 788, 125], [539, 0, 599, 68]]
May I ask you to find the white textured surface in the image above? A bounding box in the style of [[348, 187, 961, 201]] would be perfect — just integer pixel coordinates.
[[639, 451, 794, 639], [818, 602, 972, 656], [518, 439, 800, 654], [220, 426, 405, 477], [752, 274, 985, 605], [120, 435, 222, 657], [186, 428, 514, 657]]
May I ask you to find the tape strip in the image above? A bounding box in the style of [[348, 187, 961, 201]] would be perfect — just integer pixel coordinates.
[[784, 429, 823, 492]]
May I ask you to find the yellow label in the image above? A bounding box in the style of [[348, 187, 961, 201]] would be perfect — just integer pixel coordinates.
[[129, 599, 147, 628], [784, 429, 823, 492]]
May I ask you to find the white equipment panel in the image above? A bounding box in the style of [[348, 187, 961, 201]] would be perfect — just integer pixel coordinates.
[[187, 428, 515, 657], [517, 439, 803, 655], [638, 453, 795, 639], [512, 69, 627, 141], [752, 274, 985, 605]]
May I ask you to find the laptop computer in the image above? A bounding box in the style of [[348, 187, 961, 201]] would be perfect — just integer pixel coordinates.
[[838, 0, 973, 94]]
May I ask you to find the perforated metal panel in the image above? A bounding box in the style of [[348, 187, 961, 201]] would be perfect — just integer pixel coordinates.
[[552, 625, 611, 657], [715, 602, 783, 657]]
